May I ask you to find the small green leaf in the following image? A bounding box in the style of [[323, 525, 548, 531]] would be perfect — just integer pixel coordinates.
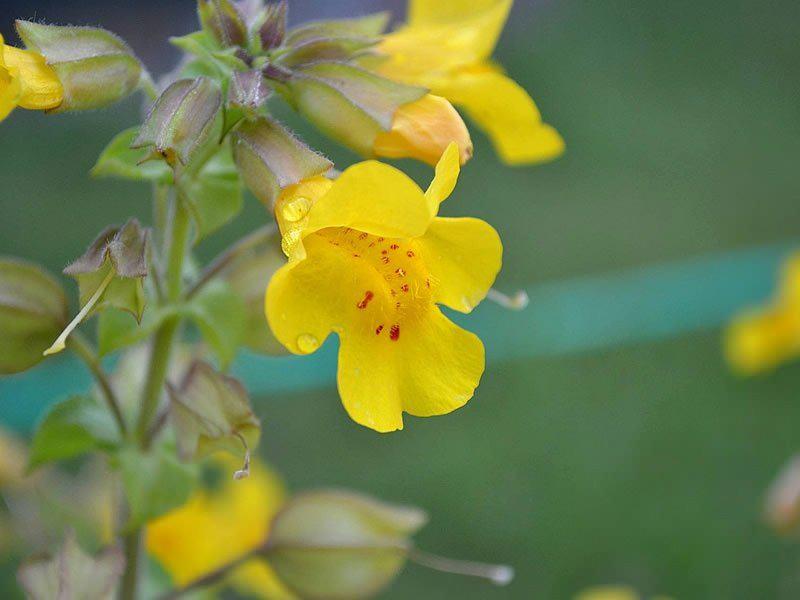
[[185, 281, 247, 368], [29, 396, 119, 471], [0, 258, 67, 374], [92, 128, 173, 183], [97, 305, 175, 357], [182, 147, 243, 241], [170, 32, 229, 79], [118, 446, 197, 530], [285, 13, 390, 46], [17, 530, 125, 600]]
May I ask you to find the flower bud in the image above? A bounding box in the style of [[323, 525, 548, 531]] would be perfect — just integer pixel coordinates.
[[198, 0, 248, 48], [0, 258, 67, 374], [374, 94, 473, 166], [227, 70, 271, 115], [285, 61, 427, 158], [232, 116, 331, 209], [262, 490, 428, 599], [251, 1, 288, 52], [133, 77, 223, 168], [15, 20, 142, 111]]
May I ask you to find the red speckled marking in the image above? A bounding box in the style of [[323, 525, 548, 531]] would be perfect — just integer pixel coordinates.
[[357, 291, 374, 309], [400, 284, 410, 293], [390, 324, 400, 341], [395, 268, 406, 277], [407, 250, 415, 258], [381, 256, 390, 264], [390, 244, 400, 250], [376, 325, 384, 335]]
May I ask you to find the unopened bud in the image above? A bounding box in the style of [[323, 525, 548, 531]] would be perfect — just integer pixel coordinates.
[[228, 70, 271, 115], [15, 20, 142, 111], [133, 77, 223, 168], [0, 258, 67, 374], [252, 1, 288, 52], [232, 117, 331, 209], [286, 61, 427, 157], [374, 94, 473, 166], [198, 0, 248, 48], [263, 490, 428, 599]]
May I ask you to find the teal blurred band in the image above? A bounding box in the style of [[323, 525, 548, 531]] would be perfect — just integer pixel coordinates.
[[1, 240, 796, 434]]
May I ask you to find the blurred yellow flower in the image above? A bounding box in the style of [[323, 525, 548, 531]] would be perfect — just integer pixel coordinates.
[[376, 0, 564, 166], [0, 33, 62, 122], [575, 586, 673, 600], [375, 94, 473, 166], [147, 458, 294, 599], [725, 252, 800, 374], [266, 143, 502, 432]]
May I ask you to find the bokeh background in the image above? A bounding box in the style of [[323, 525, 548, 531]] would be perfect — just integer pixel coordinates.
[[2, 0, 800, 598]]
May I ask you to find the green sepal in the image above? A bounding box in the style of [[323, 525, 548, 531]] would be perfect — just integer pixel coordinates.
[[284, 13, 390, 47], [91, 127, 173, 184]]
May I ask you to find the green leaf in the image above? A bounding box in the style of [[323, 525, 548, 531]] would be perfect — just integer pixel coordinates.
[[28, 396, 119, 471], [182, 147, 244, 241], [170, 31, 229, 79], [91, 127, 173, 183], [97, 305, 175, 357], [185, 281, 247, 368], [0, 258, 67, 374], [118, 446, 197, 530], [285, 13, 390, 46]]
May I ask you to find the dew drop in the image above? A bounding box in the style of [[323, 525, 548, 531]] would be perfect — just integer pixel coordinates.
[[297, 333, 320, 353], [281, 196, 312, 223]]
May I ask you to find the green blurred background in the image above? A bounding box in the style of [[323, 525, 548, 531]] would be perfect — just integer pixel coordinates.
[[3, 0, 800, 598]]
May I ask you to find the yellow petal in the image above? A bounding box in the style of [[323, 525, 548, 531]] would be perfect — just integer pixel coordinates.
[[725, 308, 800, 375], [425, 142, 462, 209], [406, 0, 513, 62], [147, 458, 286, 587], [232, 560, 296, 600], [417, 217, 503, 313], [437, 67, 564, 166], [337, 306, 485, 432], [374, 94, 473, 167], [574, 586, 640, 600], [2, 45, 62, 111], [304, 160, 432, 243], [0, 66, 20, 122]]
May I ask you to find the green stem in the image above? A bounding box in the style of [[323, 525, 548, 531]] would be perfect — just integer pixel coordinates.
[[120, 530, 143, 600], [68, 332, 127, 437], [135, 200, 190, 445]]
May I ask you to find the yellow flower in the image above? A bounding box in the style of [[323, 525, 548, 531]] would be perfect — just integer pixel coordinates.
[[374, 94, 473, 166], [0, 33, 62, 121], [266, 143, 502, 432], [574, 586, 673, 600], [725, 253, 800, 374], [375, 0, 564, 166], [147, 458, 295, 599]]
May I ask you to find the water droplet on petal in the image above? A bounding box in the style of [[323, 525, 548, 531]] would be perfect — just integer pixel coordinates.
[[297, 333, 320, 353], [281, 196, 312, 223]]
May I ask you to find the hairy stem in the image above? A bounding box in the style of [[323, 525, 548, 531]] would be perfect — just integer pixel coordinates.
[[68, 332, 127, 437], [185, 224, 276, 300]]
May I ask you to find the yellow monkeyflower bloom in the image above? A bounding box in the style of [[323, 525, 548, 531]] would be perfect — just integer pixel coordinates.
[[375, 94, 473, 166], [266, 143, 502, 432], [575, 586, 673, 600], [147, 458, 294, 599], [376, 0, 564, 166], [0, 33, 62, 121], [725, 252, 800, 374]]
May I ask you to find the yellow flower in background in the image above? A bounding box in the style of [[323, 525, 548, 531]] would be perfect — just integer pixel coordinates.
[[0, 33, 62, 121], [376, 0, 564, 166], [725, 252, 800, 374], [266, 143, 502, 433], [147, 458, 294, 599], [575, 586, 673, 600], [375, 94, 473, 167]]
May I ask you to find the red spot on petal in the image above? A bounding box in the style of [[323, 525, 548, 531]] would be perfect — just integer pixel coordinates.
[[390, 244, 400, 250], [377, 237, 385, 242], [425, 278, 431, 288], [353, 253, 361, 258], [395, 268, 406, 277], [390, 289, 397, 297], [359, 232, 368, 240], [376, 325, 384, 335], [381, 256, 390, 264], [400, 284, 410, 293], [357, 291, 374, 309], [381, 250, 388, 255], [406, 250, 415, 258], [390, 325, 400, 341]]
